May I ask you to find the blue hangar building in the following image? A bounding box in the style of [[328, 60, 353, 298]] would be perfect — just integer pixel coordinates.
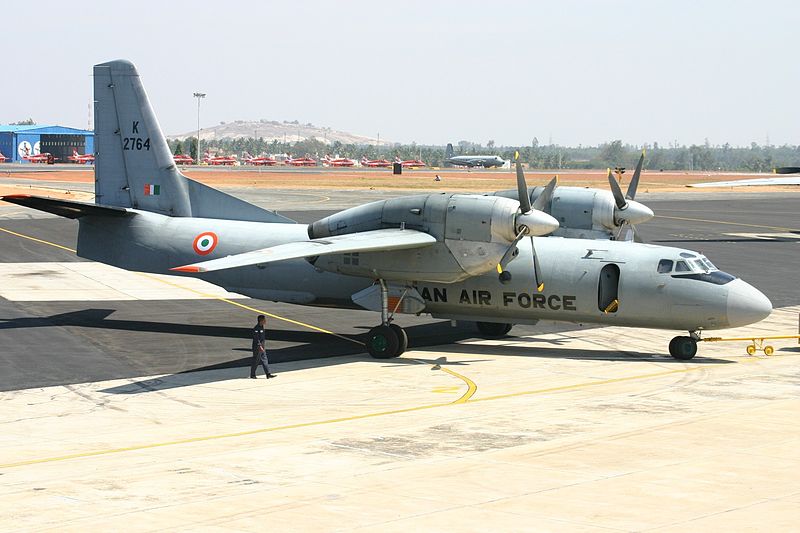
[[0, 125, 94, 163]]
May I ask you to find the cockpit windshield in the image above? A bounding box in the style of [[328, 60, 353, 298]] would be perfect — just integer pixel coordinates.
[[658, 255, 719, 274]]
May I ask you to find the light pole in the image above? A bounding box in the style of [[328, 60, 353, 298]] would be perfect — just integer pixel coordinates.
[[193, 92, 206, 164]]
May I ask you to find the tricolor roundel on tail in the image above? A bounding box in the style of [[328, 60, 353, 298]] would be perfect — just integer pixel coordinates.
[[193, 232, 218, 255]]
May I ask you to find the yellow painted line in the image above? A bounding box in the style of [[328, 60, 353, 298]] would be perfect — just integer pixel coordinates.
[[0, 226, 362, 346], [137, 272, 363, 346], [0, 227, 77, 253], [470, 366, 705, 403], [655, 215, 800, 232], [440, 366, 478, 403], [0, 364, 705, 470]]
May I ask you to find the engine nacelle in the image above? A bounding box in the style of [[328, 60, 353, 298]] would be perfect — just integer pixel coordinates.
[[308, 193, 554, 283], [494, 185, 652, 240]]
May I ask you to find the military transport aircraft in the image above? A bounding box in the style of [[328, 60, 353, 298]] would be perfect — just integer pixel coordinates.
[[2, 60, 772, 362], [445, 143, 506, 168]]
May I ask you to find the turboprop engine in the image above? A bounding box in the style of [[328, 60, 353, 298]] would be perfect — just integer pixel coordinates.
[[307, 192, 558, 283]]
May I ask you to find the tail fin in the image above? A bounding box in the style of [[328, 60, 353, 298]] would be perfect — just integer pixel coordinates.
[[93, 60, 291, 223], [445, 143, 454, 159]]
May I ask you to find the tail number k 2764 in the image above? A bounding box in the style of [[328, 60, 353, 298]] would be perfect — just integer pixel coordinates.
[[123, 137, 151, 151]]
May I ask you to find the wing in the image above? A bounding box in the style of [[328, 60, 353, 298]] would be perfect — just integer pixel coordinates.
[[687, 177, 800, 188], [171, 228, 437, 273]]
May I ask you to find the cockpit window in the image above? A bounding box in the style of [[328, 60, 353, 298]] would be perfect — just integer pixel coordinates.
[[675, 260, 690, 272], [690, 259, 708, 272], [657, 259, 673, 273], [701, 258, 717, 270]]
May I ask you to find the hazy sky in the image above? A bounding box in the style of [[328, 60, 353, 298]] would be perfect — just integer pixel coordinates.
[[2, 0, 798, 147]]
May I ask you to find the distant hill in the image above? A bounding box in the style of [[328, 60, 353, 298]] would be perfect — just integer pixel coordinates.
[[168, 119, 384, 145]]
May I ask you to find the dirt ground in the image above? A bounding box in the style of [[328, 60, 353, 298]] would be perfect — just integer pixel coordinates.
[[0, 167, 796, 203]]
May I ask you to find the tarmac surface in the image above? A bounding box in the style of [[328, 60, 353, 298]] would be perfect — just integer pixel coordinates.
[[1, 186, 799, 530]]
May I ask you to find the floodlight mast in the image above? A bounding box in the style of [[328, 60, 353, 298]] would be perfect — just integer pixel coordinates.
[[193, 92, 206, 164]]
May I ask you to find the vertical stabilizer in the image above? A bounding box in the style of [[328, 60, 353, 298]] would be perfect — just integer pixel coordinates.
[[93, 60, 292, 223]]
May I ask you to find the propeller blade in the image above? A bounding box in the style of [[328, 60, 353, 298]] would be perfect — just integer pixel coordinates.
[[515, 152, 532, 213], [497, 227, 528, 272], [532, 176, 558, 212], [531, 237, 544, 292], [632, 225, 644, 243], [626, 149, 645, 200], [607, 168, 627, 210]]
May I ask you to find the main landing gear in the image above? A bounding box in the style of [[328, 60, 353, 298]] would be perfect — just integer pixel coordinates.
[[476, 321, 513, 339], [365, 281, 408, 359], [669, 332, 699, 360]]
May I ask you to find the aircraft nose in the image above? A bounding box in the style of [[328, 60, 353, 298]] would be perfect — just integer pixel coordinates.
[[517, 211, 559, 236], [726, 279, 772, 328], [616, 200, 654, 225]]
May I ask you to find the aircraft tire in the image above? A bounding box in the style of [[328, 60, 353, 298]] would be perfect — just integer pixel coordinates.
[[366, 325, 400, 359], [388, 324, 408, 357], [669, 336, 697, 360], [476, 322, 513, 339]]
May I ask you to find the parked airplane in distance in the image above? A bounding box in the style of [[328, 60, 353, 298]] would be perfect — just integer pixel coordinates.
[[23, 152, 56, 163], [395, 156, 426, 168], [0, 151, 6, 163], [361, 156, 392, 168], [243, 152, 278, 166], [688, 167, 800, 187], [173, 154, 194, 165], [68, 149, 95, 164], [322, 155, 356, 167], [284, 155, 317, 166], [202, 152, 238, 166], [444, 143, 505, 168]]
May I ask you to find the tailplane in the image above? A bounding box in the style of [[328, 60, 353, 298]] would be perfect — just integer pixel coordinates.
[[445, 143, 454, 160], [93, 60, 292, 223]]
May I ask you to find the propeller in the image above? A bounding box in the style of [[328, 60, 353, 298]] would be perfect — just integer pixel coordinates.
[[496, 153, 556, 291], [607, 150, 653, 241]]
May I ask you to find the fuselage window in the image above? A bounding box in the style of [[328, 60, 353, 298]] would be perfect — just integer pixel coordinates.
[[675, 260, 690, 272], [657, 259, 673, 273]]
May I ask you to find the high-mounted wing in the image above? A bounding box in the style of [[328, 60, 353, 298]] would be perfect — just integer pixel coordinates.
[[687, 177, 800, 188], [171, 228, 437, 273]]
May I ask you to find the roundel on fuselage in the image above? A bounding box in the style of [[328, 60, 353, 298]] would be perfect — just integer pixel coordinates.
[[193, 232, 218, 255]]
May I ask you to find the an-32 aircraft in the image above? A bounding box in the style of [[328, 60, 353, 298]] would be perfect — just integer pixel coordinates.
[[2, 60, 773, 362]]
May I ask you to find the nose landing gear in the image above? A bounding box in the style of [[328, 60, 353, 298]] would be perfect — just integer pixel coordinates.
[[669, 332, 699, 360]]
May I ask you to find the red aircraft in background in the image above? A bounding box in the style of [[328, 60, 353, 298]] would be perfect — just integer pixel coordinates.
[[322, 155, 356, 167], [360, 156, 392, 168], [284, 155, 317, 167], [23, 153, 56, 163], [202, 151, 238, 166], [395, 156, 426, 168], [68, 149, 95, 164], [242, 152, 278, 166], [0, 151, 7, 163], [173, 154, 194, 165]]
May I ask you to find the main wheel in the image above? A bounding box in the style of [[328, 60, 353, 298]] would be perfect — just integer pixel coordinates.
[[746, 344, 757, 356], [476, 322, 513, 339], [764, 345, 774, 356], [669, 336, 697, 360], [366, 325, 399, 359], [388, 324, 408, 357]]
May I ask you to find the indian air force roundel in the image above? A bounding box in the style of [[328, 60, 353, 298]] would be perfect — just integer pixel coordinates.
[[193, 232, 218, 255]]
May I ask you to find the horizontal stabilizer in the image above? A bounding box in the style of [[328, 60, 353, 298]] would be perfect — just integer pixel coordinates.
[[1, 195, 132, 219], [172, 228, 437, 273]]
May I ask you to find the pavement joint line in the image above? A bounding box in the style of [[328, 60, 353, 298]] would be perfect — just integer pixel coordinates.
[[0, 364, 712, 470], [655, 215, 800, 232], [0, 226, 363, 346]]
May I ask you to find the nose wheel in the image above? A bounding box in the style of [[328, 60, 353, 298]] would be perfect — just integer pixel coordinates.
[[669, 335, 698, 360]]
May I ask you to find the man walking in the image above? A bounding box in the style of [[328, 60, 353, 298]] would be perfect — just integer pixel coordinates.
[[250, 315, 276, 379]]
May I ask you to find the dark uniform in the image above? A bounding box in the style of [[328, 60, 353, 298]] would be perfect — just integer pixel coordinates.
[[250, 322, 272, 378]]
